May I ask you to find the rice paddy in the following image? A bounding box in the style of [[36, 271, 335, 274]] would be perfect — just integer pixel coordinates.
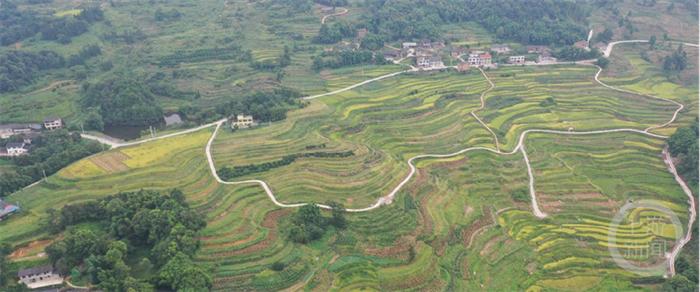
[[2, 44, 696, 290]]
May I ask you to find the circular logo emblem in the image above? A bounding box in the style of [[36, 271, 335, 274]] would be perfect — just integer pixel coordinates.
[[607, 200, 684, 277]]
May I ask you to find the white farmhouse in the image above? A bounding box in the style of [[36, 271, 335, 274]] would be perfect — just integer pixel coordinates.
[[43, 117, 63, 130], [231, 114, 256, 129], [6, 142, 28, 156], [17, 265, 63, 289]]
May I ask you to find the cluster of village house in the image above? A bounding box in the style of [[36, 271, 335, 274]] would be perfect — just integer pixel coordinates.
[[0, 117, 63, 157], [384, 41, 569, 71], [320, 25, 600, 71]]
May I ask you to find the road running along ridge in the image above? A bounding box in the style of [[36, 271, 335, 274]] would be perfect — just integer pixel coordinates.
[[205, 61, 685, 220], [69, 40, 697, 271]]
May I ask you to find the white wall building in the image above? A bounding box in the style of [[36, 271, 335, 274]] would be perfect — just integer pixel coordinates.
[[231, 114, 256, 129], [6, 142, 28, 156], [17, 265, 63, 289], [43, 117, 63, 130]]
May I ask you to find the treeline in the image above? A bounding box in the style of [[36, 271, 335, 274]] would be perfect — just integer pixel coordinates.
[[158, 46, 252, 66], [554, 46, 601, 61], [668, 118, 698, 188], [45, 189, 211, 291], [312, 50, 389, 71], [219, 150, 354, 179], [360, 0, 587, 45], [82, 75, 164, 127], [287, 203, 346, 244], [215, 88, 304, 123], [0, 50, 64, 93], [0, 3, 103, 45], [0, 130, 102, 197]]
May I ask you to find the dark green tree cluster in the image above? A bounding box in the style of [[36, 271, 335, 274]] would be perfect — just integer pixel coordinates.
[[595, 56, 610, 68], [360, 34, 385, 51], [216, 88, 304, 122], [0, 3, 103, 46], [0, 50, 65, 93], [154, 8, 182, 21], [82, 75, 164, 127], [595, 28, 614, 43], [315, 22, 355, 44], [46, 189, 211, 291], [312, 50, 389, 71], [287, 202, 346, 244], [67, 44, 102, 67], [662, 274, 697, 292], [663, 45, 689, 72], [667, 118, 698, 188], [158, 46, 252, 66], [553, 46, 601, 61], [0, 130, 102, 197], [0, 243, 29, 291], [0, 1, 41, 46], [364, 0, 588, 45], [674, 257, 699, 287]]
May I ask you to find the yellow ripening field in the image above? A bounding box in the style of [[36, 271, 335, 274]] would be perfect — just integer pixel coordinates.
[[120, 130, 212, 168], [59, 158, 106, 179]]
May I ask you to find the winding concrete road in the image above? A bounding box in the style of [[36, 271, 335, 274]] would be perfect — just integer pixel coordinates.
[[52, 39, 697, 275], [320, 7, 348, 24], [603, 40, 699, 57]]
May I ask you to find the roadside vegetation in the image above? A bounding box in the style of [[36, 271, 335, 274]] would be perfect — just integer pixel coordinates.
[[0, 130, 102, 196]]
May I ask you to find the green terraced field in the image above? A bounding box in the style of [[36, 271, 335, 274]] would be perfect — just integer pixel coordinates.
[[2, 44, 696, 291]]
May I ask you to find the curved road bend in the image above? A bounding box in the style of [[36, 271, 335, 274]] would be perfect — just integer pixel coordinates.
[[62, 40, 697, 275]]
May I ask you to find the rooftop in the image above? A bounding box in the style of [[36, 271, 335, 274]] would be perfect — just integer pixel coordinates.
[[18, 265, 53, 278], [6, 142, 25, 149]]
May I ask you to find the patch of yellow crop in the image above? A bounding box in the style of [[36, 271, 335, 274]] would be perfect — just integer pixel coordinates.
[[121, 130, 211, 168], [54, 9, 82, 17], [543, 257, 599, 270], [59, 159, 106, 179], [538, 276, 601, 291]]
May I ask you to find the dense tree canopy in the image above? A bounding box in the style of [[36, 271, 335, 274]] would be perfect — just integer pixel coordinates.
[[287, 202, 346, 244], [0, 50, 65, 93], [363, 0, 588, 45], [46, 189, 210, 291], [82, 76, 164, 126], [668, 118, 698, 188], [0, 3, 102, 46], [663, 45, 689, 72]]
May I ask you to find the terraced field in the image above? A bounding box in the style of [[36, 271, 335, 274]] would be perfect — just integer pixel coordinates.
[[2, 43, 696, 290]]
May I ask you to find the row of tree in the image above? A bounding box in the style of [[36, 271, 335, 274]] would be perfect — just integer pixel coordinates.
[[218, 150, 354, 179], [312, 50, 389, 71], [667, 118, 698, 189], [0, 130, 103, 197], [45, 189, 211, 291]]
